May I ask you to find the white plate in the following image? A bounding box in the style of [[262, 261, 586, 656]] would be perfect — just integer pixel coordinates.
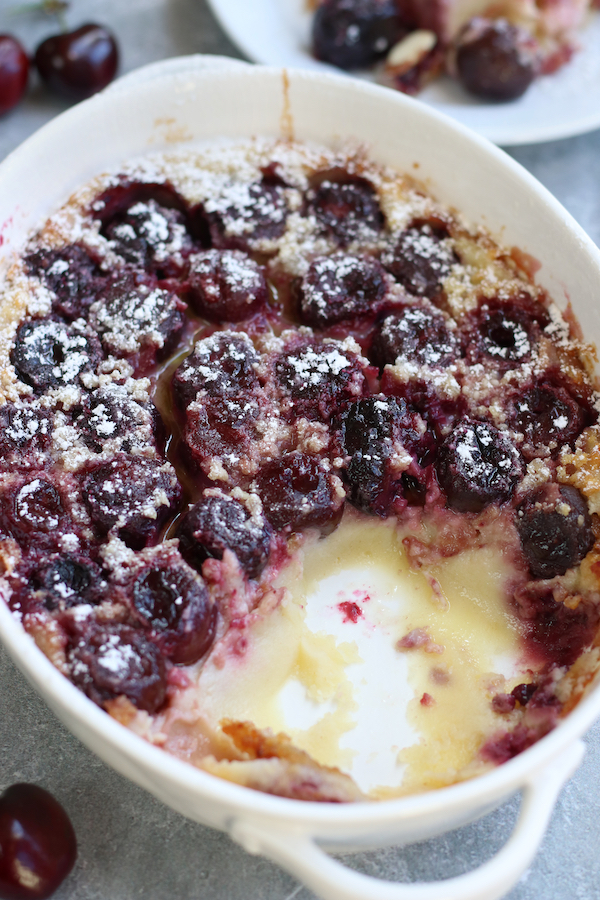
[[205, 0, 600, 145]]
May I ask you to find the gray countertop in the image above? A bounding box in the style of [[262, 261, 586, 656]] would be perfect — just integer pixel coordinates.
[[0, 1, 599, 898]]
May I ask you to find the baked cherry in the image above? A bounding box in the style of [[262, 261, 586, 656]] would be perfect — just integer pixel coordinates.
[[372, 307, 459, 368], [464, 298, 545, 368], [28, 555, 100, 612], [11, 317, 101, 393], [76, 383, 159, 455], [309, 176, 384, 246], [68, 622, 166, 712], [83, 457, 180, 548], [89, 274, 186, 372], [510, 380, 590, 458], [275, 339, 366, 420], [103, 199, 193, 276], [24, 244, 107, 321], [0, 783, 76, 900], [173, 331, 259, 409], [511, 682, 537, 706], [312, 0, 406, 69], [255, 452, 344, 533], [176, 492, 272, 579], [436, 418, 522, 512], [455, 18, 538, 102], [185, 250, 268, 322], [516, 483, 594, 579], [336, 395, 426, 514], [35, 23, 118, 101], [131, 563, 217, 666], [9, 477, 64, 537], [296, 254, 388, 328], [381, 223, 457, 299], [183, 395, 261, 474], [203, 176, 289, 250], [0, 405, 52, 461], [513, 581, 600, 668], [0, 35, 29, 116]]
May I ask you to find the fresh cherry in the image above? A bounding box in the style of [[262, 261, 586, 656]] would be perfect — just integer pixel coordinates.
[[455, 18, 539, 102], [0, 783, 76, 900], [0, 36, 29, 116], [35, 24, 118, 101]]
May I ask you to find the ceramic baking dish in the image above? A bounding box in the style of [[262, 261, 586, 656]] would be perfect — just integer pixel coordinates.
[[0, 56, 599, 900]]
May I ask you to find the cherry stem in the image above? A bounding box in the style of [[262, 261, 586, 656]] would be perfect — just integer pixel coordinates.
[[11, 0, 69, 31]]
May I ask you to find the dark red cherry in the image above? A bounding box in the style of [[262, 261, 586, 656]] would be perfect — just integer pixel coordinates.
[[464, 299, 542, 368], [381, 223, 457, 299], [513, 581, 600, 668], [455, 18, 538, 102], [89, 273, 186, 373], [510, 381, 590, 458], [76, 384, 160, 455], [24, 245, 107, 322], [103, 200, 193, 276], [511, 682, 537, 706], [0, 36, 29, 116], [83, 457, 180, 548], [296, 254, 388, 328], [0, 405, 52, 460], [372, 307, 459, 368], [436, 418, 522, 512], [68, 622, 166, 712], [202, 176, 289, 250], [0, 782, 76, 900], [185, 250, 268, 322], [275, 339, 366, 420], [176, 492, 271, 579], [28, 555, 99, 612], [312, 0, 406, 69], [516, 483, 594, 580], [11, 317, 101, 394], [35, 24, 118, 101], [336, 395, 427, 515], [173, 331, 259, 410], [256, 452, 344, 533], [10, 477, 64, 536], [309, 175, 384, 246], [183, 395, 261, 473], [131, 564, 217, 666]]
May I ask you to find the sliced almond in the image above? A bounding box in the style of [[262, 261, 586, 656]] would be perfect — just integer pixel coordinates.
[[386, 30, 438, 72]]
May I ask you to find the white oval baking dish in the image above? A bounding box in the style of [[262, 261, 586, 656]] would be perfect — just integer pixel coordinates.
[[0, 57, 599, 900]]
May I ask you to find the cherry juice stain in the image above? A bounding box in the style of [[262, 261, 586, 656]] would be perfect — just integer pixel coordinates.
[[338, 600, 363, 623]]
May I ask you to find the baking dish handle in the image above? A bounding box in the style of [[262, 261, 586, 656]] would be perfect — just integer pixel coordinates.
[[231, 740, 584, 900]]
